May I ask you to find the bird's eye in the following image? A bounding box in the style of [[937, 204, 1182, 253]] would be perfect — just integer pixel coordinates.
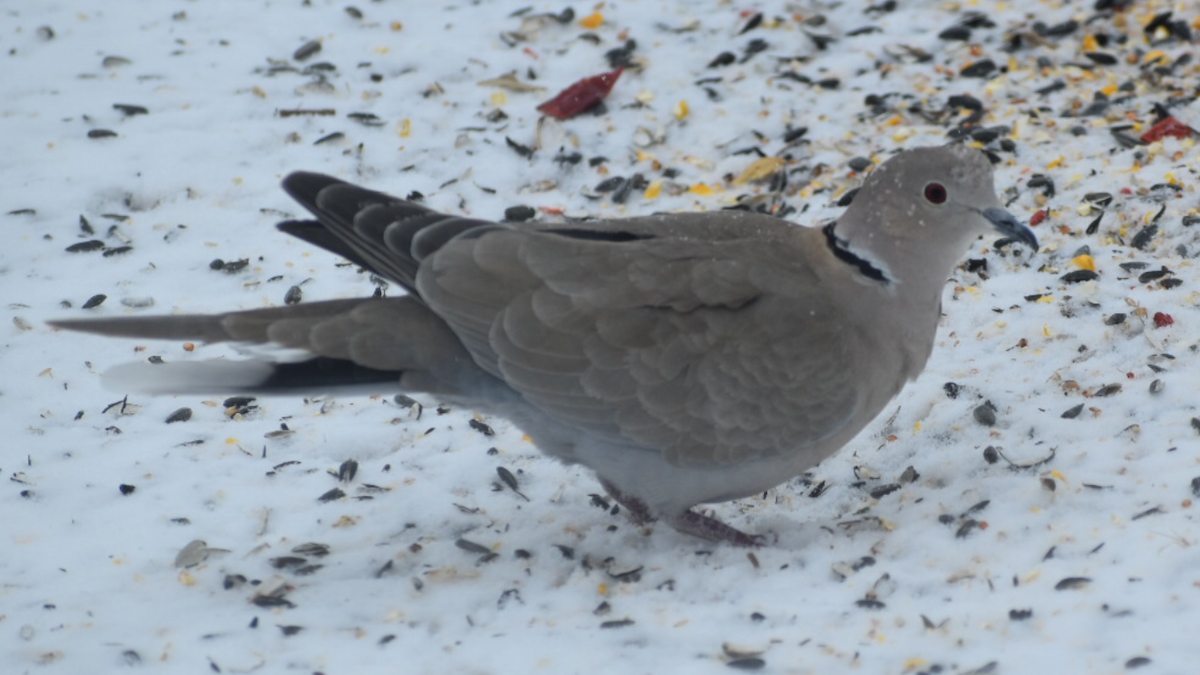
[[924, 182, 948, 204]]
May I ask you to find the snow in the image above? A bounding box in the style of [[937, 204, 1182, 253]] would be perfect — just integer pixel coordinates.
[[3, 0, 1198, 673]]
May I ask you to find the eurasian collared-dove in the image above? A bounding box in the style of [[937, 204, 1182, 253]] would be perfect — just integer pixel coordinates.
[[51, 144, 1037, 546]]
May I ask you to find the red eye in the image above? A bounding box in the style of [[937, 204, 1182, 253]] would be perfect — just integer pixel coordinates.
[[924, 182, 947, 204]]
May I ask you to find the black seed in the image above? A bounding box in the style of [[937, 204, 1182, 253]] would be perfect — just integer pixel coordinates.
[[1060, 269, 1099, 283], [1036, 80, 1067, 96], [1040, 20, 1078, 37], [938, 26, 971, 41], [982, 446, 999, 464], [278, 625, 303, 636], [836, 188, 859, 207], [1027, 175, 1056, 197], [869, 484, 900, 499], [600, 619, 635, 629], [1084, 51, 1117, 65], [497, 466, 521, 493], [970, 127, 1000, 144], [1137, 268, 1168, 283], [102, 246, 132, 257], [948, 94, 983, 111], [1160, 278, 1183, 289], [283, 285, 302, 305], [1149, 379, 1163, 394], [595, 176, 626, 192], [455, 538, 490, 555], [469, 419, 495, 436], [317, 487, 345, 502], [252, 595, 294, 608], [943, 382, 960, 399], [554, 151, 582, 165], [82, 294, 107, 309], [166, 408, 192, 423], [313, 131, 344, 145], [1125, 657, 1152, 669], [973, 403, 996, 427], [847, 156, 872, 172], [338, 459, 358, 483], [505, 136, 533, 159], [347, 112, 384, 126], [1131, 506, 1161, 520], [1119, 261, 1148, 271], [1131, 225, 1157, 250], [118, 484, 136, 495], [1009, 608, 1033, 620], [783, 127, 808, 143], [1054, 577, 1091, 590], [708, 51, 736, 68], [293, 39, 321, 61], [1094, 383, 1122, 397], [960, 59, 996, 78], [1061, 403, 1084, 419], [66, 240, 105, 253], [727, 658, 766, 670], [87, 129, 118, 139], [269, 556, 307, 569], [604, 39, 637, 69], [956, 519, 980, 538], [739, 12, 763, 34], [1086, 213, 1103, 234], [113, 103, 149, 116], [1104, 313, 1125, 325], [855, 599, 885, 610], [503, 205, 536, 222]]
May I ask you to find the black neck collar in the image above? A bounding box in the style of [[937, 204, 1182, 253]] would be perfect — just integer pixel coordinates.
[[823, 222, 888, 283]]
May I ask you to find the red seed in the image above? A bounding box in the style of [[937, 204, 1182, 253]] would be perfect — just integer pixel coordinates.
[[1029, 209, 1048, 226], [537, 68, 623, 120], [1153, 311, 1174, 327], [1140, 117, 1195, 143]]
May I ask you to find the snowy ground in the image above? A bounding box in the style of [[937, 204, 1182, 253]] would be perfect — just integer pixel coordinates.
[[3, 0, 1199, 673]]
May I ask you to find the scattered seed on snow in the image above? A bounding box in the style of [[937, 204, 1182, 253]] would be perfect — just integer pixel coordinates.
[[165, 408, 192, 423], [1054, 577, 1092, 590]]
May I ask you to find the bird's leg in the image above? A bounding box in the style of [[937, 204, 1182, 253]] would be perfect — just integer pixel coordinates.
[[598, 478, 655, 525], [599, 478, 766, 547], [664, 510, 767, 548]]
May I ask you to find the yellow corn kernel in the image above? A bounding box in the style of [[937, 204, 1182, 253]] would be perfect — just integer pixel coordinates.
[[580, 13, 603, 29]]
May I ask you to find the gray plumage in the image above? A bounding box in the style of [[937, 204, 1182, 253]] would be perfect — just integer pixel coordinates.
[[50, 144, 1037, 545]]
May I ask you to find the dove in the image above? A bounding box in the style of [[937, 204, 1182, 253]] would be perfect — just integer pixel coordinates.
[[51, 144, 1037, 546]]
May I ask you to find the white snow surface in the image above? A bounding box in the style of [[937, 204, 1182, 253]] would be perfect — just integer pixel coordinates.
[[3, 1, 1199, 673]]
